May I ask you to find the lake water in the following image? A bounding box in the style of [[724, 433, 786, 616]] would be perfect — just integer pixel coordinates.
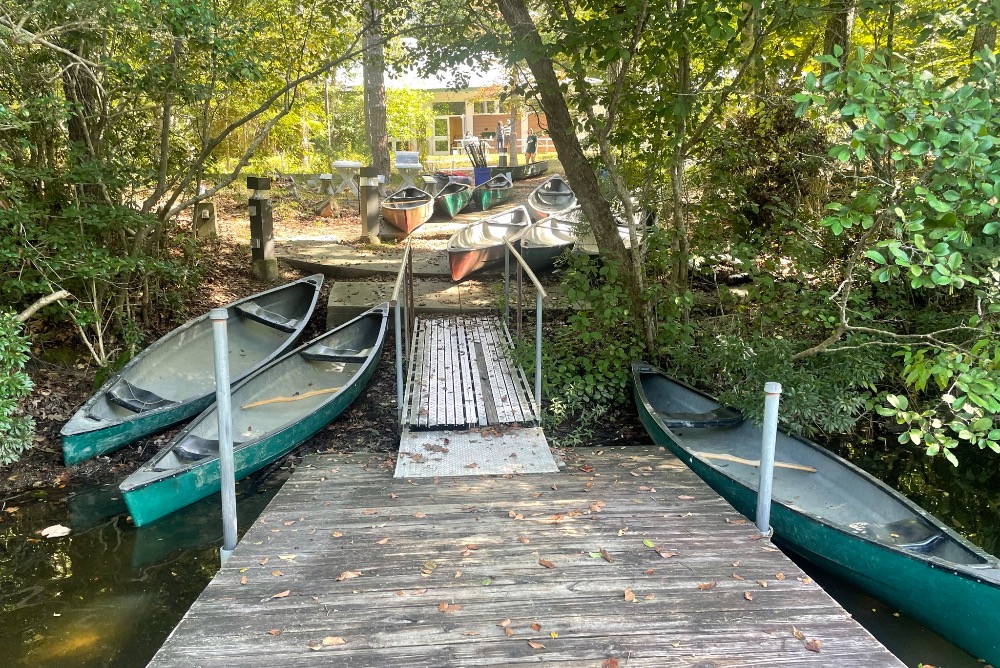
[[0, 441, 996, 667]]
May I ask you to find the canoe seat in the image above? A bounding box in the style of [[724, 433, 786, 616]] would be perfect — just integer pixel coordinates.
[[300, 344, 371, 363], [878, 518, 946, 554], [108, 379, 177, 413], [659, 406, 744, 429], [235, 301, 300, 333], [173, 434, 243, 462]]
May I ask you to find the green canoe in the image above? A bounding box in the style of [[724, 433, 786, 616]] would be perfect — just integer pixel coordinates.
[[434, 182, 473, 218], [60, 275, 324, 466], [120, 303, 389, 527], [632, 361, 1000, 665], [472, 174, 513, 211]]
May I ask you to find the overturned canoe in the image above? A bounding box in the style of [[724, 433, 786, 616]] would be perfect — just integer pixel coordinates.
[[520, 208, 583, 271], [574, 224, 642, 257], [434, 182, 473, 218], [526, 174, 576, 221], [121, 304, 389, 527], [472, 174, 513, 211], [632, 361, 1000, 665], [381, 187, 434, 234], [447, 206, 532, 281], [61, 275, 324, 465]]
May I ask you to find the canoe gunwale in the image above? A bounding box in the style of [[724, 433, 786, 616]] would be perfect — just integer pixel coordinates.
[[630, 361, 1000, 580]]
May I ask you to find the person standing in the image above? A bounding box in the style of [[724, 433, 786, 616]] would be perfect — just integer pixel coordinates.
[[525, 129, 537, 163]]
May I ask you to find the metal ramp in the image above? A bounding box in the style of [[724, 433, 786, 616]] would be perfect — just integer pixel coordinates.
[[390, 241, 557, 478]]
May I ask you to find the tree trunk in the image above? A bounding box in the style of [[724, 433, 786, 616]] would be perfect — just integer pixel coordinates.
[[821, 0, 856, 74], [972, 22, 996, 58], [494, 0, 631, 277], [362, 1, 389, 178]]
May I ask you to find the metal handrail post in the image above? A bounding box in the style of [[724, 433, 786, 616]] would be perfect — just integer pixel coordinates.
[[504, 245, 510, 323], [535, 291, 543, 409], [210, 308, 237, 565], [395, 300, 404, 421], [517, 261, 523, 341], [406, 248, 414, 349]]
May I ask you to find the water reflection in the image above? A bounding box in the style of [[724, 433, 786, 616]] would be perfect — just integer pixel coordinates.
[[0, 468, 288, 667]]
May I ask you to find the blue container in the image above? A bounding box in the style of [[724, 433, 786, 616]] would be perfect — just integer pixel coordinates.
[[474, 167, 491, 186]]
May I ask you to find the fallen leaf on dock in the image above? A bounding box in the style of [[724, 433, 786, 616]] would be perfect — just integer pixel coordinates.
[[437, 602, 463, 612], [330, 532, 342, 538], [266, 629, 281, 636], [624, 588, 636, 602], [271, 590, 290, 599], [413, 511, 427, 518], [792, 627, 805, 640], [320, 636, 346, 647], [498, 618, 511, 627], [361, 508, 378, 516], [602, 659, 620, 668], [240, 575, 248, 585], [531, 622, 542, 632], [657, 550, 676, 559], [642, 539, 656, 548], [697, 581, 718, 590], [732, 572, 745, 580], [757, 580, 768, 588], [744, 591, 753, 601], [600, 548, 614, 563], [271, 570, 283, 577], [278, 554, 297, 560], [776, 572, 786, 580], [518, 535, 529, 544], [411, 588, 428, 595], [677, 495, 695, 500], [375, 537, 389, 545], [804, 639, 822, 653], [527, 641, 545, 649], [538, 559, 555, 569], [464, 462, 478, 469], [505, 626, 514, 637], [336, 570, 361, 581]]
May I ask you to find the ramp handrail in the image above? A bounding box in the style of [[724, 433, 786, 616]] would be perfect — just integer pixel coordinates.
[[502, 238, 547, 412], [390, 239, 415, 421]]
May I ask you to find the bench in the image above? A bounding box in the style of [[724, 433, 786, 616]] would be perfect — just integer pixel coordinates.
[[235, 301, 300, 333], [659, 405, 744, 429], [108, 379, 177, 413]]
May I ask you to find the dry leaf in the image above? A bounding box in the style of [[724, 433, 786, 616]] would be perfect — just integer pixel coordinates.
[[657, 550, 677, 559], [644, 569, 656, 575], [271, 590, 291, 599], [798, 576, 814, 584], [260, 557, 270, 565], [266, 629, 281, 636], [776, 572, 785, 580], [411, 588, 428, 595], [322, 636, 346, 646], [732, 560, 741, 567], [757, 579, 768, 588], [336, 570, 361, 581], [697, 581, 718, 590], [744, 591, 754, 601], [437, 602, 463, 612], [282, 520, 296, 526], [464, 462, 478, 469], [600, 548, 614, 563], [538, 559, 555, 569], [602, 659, 620, 668], [624, 588, 636, 602], [518, 535, 529, 544], [527, 641, 545, 649], [375, 537, 389, 545], [240, 575, 248, 585], [461, 631, 480, 636], [438, 601, 449, 612], [498, 618, 512, 627], [505, 626, 514, 637], [677, 495, 695, 500], [732, 572, 745, 581], [330, 532, 342, 538], [643, 594, 655, 600], [792, 627, 805, 641], [804, 639, 822, 653], [271, 570, 283, 577], [531, 622, 541, 632], [413, 511, 427, 518], [361, 509, 378, 516]]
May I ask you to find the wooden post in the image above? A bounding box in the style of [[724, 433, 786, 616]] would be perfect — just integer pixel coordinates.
[[247, 176, 278, 281], [359, 166, 381, 245]]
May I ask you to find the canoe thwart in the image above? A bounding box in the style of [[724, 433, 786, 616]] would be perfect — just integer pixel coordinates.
[[692, 450, 817, 473], [172, 434, 238, 463], [107, 379, 177, 414], [240, 386, 343, 410], [235, 301, 300, 332], [660, 406, 744, 428], [300, 344, 371, 363]]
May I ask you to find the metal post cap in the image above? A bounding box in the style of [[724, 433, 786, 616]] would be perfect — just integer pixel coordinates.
[[210, 308, 229, 320], [764, 382, 782, 394]]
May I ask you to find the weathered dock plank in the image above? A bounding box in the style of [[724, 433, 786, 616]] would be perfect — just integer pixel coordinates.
[[149, 447, 903, 667]]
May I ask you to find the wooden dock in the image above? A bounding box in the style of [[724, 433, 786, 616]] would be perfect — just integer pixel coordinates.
[[150, 446, 903, 667]]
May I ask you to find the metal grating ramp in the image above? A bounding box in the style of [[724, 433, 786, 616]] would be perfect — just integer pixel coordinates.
[[394, 427, 559, 478], [401, 315, 538, 430]]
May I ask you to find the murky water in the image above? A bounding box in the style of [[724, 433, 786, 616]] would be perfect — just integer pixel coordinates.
[[0, 469, 289, 667], [0, 439, 997, 667]]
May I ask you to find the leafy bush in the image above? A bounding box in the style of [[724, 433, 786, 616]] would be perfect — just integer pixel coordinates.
[[0, 313, 34, 466]]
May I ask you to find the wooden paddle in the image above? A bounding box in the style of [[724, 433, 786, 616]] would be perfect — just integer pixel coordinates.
[[241, 386, 342, 409], [693, 451, 817, 473]]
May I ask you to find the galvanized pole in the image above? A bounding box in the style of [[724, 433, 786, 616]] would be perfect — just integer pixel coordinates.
[[394, 300, 404, 421], [211, 308, 238, 564], [504, 246, 510, 323], [755, 382, 783, 535]]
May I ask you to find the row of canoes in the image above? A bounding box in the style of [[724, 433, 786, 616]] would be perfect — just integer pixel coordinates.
[[380, 174, 516, 236], [61, 275, 390, 527], [632, 362, 1000, 665]]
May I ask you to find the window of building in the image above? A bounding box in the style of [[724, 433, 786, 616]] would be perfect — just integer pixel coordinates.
[[433, 118, 448, 135], [434, 139, 450, 153], [433, 102, 465, 116], [474, 100, 499, 114]]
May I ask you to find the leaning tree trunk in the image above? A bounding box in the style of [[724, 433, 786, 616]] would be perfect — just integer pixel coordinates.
[[362, 1, 389, 179], [821, 0, 857, 74], [494, 0, 632, 279], [971, 22, 996, 67]]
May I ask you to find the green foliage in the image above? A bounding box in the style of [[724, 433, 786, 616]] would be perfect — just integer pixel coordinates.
[[793, 47, 1000, 462], [0, 313, 34, 466], [540, 253, 645, 423]]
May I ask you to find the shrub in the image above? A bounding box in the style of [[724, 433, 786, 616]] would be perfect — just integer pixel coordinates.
[[0, 313, 35, 465]]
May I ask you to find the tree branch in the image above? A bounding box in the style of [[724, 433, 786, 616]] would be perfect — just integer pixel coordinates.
[[16, 290, 71, 323]]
